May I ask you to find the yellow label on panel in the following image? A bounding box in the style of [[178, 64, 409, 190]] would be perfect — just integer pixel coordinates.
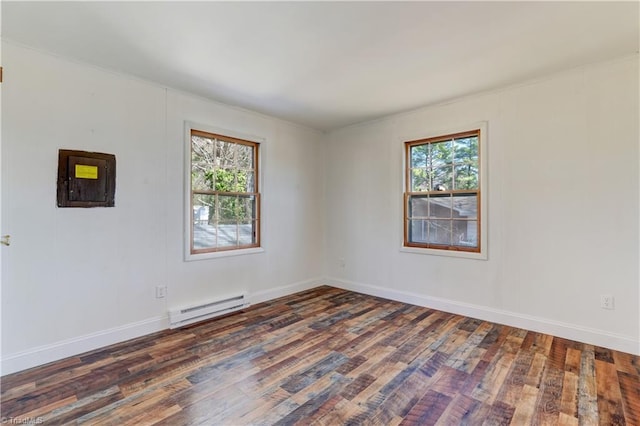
[[75, 164, 99, 179]]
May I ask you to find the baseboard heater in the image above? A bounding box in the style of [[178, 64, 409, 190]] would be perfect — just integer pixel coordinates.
[[169, 293, 249, 329]]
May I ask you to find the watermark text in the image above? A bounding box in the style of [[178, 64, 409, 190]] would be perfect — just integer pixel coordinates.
[[1, 417, 44, 424]]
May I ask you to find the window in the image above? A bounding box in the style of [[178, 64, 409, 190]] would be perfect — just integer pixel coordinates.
[[404, 129, 481, 253], [189, 129, 260, 255]]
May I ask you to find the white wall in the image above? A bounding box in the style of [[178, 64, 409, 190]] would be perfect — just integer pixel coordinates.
[[324, 55, 640, 355], [1, 42, 325, 374]]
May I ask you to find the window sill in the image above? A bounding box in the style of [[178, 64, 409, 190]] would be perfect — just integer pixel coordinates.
[[185, 247, 265, 262], [400, 246, 487, 260]]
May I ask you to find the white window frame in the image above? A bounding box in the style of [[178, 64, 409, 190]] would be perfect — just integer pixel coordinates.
[[184, 121, 265, 261], [400, 121, 488, 260]]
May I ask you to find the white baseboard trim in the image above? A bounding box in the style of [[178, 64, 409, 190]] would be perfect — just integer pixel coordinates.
[[1, 315, 169, 376], [1, 277, 326, 376], [249, 277, 325, 305], [325, 277, 640, 356]]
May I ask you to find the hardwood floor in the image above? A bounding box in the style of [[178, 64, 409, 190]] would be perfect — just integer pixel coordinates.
[[2, 286, 639, 425]]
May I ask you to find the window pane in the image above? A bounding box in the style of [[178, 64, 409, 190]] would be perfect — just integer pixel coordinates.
[[409, 219, 428, 243], [193, 223, 218, 250], [236, 144, 254, 169], [246, 172, 256, 192], [192, 135, 215, 162], [191, 135, 216, 191], [432, 166, 453, 191], [193, 194, 217, 250], [234, 171, 254, 192], [193, 194, 216, 224], [238, 220, 256, 245], [454, 136, 478, 163], [216, 140, 237, 167], [213, 169, 237, 192], [411, 168, 429, 191], [217, 222, 239, 247], [428, 220, 452, 245], [454, 164, 478, 190], [218, 194, 239, 221], [453, 220, 478, 248], [191, 162, 212, 191], [430, 140, 453, 167], [452, 194, 478, 220], [411, 145, 427, 168], [238, 195, 257, 221], [409, 195, 428, 218], [428, 195, 452, 218]]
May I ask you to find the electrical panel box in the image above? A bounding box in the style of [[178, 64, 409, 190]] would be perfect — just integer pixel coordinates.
[[57, 149, 116, 207]]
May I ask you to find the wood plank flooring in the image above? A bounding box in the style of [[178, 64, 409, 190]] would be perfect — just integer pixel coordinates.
[[2, 286, 639, 425]]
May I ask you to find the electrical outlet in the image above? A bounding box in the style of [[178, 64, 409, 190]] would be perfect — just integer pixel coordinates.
[[156, 286, 167, 299], [600, 294, 614, 310], [339, 258, 345, 268]]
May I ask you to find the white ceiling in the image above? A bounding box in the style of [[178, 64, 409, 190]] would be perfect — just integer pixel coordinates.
[[2, 1, 639, 131]]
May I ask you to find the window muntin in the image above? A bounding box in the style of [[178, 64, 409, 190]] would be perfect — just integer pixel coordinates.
[[404, 130, 481, 252], [190, 129, 260, 254]]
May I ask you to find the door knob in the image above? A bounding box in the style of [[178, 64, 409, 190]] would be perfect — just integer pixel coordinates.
[[1, 235, 10, 246]]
